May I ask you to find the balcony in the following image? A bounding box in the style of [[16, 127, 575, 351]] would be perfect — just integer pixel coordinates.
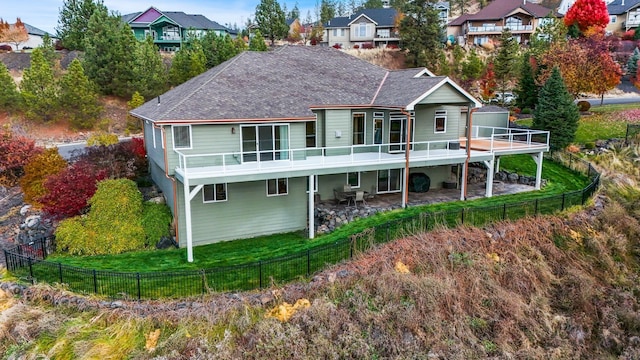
[[467, 25, 533, 33], [173, 127, 548, 182]]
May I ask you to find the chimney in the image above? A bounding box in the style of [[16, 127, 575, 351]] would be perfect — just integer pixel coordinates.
[[622, 0, 625, 6]]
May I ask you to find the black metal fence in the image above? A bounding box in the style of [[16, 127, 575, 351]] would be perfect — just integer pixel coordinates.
[[626, 124, 640, 145], [4, 152, 600, 299]]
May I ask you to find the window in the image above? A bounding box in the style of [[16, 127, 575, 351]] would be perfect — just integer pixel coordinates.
[[241, 124, 289, 162], [353, 113, 365, 145], [373, 114, 383, 144], [377, 169, 401, 193], [434, 110, 447, 133], [307, 175, 318, 193], [377, 29, 390, 38], [267, 178, 288, 196], [358, 22, 367, 37], [333, 28, 345, 36], [172, 125, 191, 149], [306, 121, 316, 148], [347, 172, 360, 188], [610, 15, 617, 23], [203, 184, 227, 203]]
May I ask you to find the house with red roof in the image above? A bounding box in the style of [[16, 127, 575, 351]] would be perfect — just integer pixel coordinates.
[[448, 0, 557, 46]]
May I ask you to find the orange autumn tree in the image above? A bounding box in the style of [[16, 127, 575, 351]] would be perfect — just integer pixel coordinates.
[[0, 18, 29, 50], [564, 0, 609, 35]]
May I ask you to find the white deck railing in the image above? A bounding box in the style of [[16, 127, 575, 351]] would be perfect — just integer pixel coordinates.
[[467, 25, 533, 33], [471, 126, 549, 152]]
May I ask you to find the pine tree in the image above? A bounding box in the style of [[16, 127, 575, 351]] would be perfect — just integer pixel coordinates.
[[255, 0, 289, 45], [493, 29, 520, 99], [249, 30, 269, 51], [169, 43, 207, 86], [0, 62, 21, 112], [627, 47, 640, 81], [533, 67, 580, 151], [398, 0, 443, 69], [126, 91, 145, 133], [56, 0, 106, 50], [460, 49, 485, 81], [131, 36, 167, 99], [59, 58, 102, 129], [38, 33, 58, 67], [320, 0, 337, 24], [515, 53, 537, 110], [20, 48, 58, 122]]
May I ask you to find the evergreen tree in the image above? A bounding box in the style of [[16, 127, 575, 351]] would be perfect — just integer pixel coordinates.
[[515, 53, 537, 110], [82, 7, 138, 97], [56, 0, 106, 50], [529, 16, 567, 58], [289, 3, 301, 19], [126, 91, 145, 132], [362, 0, 384, 8], [533, 67, 579, 151], [59, 58, 102, 129], [169, 43, 207, 86], [398, 0, 443, 69], [460, 48, 484, 81], [320, 0, 337, 23], [627, 47, 640, 80], [20, 48, 58, 122], [249, 30, 269, 51], [38, 34, 58, 67], [255, 0, 289, 45], [0, 62, 21, 112], [131, 36, 167, 99], [493, 29, 519, 101]]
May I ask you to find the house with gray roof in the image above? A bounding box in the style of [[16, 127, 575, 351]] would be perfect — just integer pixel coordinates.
[[130, 46, 549, 261], [122, 7, 233, 51], [0, 22, 56, 50], [605, 0, 640, 33], [448, 0, 556, 46], [322, 8, 400, 48]]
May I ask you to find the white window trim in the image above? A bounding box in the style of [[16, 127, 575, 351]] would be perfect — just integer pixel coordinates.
[[347, 172, 361, 188], [203, 184, 228, 203], [306, 119, 317, 148], [352, 112, 366, 145], [152, 125, 156, 149], [376, 169, 402, 193], [240, 123, 290, 163], [172, 124, 192, 150], [306, 175, 319, 193], [434, 110, 447, 134], [267, 178, 288, 196], [372, 114, 384, 144]]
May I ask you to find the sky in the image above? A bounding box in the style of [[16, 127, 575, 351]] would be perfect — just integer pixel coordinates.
[[1, 0, 317, 35]]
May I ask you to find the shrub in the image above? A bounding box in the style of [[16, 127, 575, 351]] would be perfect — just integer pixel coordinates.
[[142, 202, 172, 246], [332, 43, 342, 49], [577, 100, 591, 112], [55, 179, 146, 255], [353, 44, 359, 49], [386, 44, 399, 49], [362, 42, 374, 49], [73, 140, 147, 179], [521, 107, 532, 114], [0, 129, 42, 186], [19, 148, 67, 206], [87, 132, 118, 146], [39, 160, 108, 219], [126, 92, 144, 133], [584, 141, 596, 149]]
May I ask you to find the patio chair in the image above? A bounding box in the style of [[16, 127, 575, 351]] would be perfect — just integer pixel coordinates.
[[334, 189, 349, 204], [353, 191, 366, 207]]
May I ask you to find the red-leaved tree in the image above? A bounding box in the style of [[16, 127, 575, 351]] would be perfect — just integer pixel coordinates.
[[479, 62, 497, 101], [564, 0, 609, 34], [0, 129, 42, 186], [39, 160, 108, 219]]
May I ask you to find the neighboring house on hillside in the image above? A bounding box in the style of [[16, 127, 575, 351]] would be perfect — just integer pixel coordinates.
[[122, 7, 233, 51], [448, 0, 556, 46], [0, 23, 55, 50], [322, 8, 400, 48], [606, 0, 640, 33], [130, 46, 549, 262]]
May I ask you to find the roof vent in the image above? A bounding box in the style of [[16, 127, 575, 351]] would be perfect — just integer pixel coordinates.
[[157, 96, 161, 105]]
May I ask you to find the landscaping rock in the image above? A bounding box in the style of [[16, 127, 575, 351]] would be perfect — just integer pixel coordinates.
[[19, 205, 31, 216], [156, 235, 177, 249]]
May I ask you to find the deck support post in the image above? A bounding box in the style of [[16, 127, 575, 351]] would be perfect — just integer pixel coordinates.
[[401, 169, 407, 208], [532, 151, 544, 190], [495, 156, 500, 173], [483, 158, 495, 198], [183, 182, 203, 263], [308, 175, 315, 239], [460, 161, 467, 201]]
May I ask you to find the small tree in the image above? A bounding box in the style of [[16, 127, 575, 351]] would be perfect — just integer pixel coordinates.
[[0, 129, 42, 186], [59, 58, 102, 129], [479, 62, 497, 102], [399, 0, 443, 69], [130, 36, 167, 99], [0, 62, 20, 112], [0, 18, 29, 50], [20, 148, 68, 207], [627, 47, 640, 81], [493, 29, 520, 98], [564, 0, 609, 35], [39, 160, 108, 219], [255, 0, 289, 46], [56, 0, 107, 51], [169, 43, 207, 86], [20, 48, 58, 122], [460, 49, 485, 81], [127, 92, 145, 133], [533, 67, 580, 151], [249, 30, 269, 51], [515, 53, 537, 110]]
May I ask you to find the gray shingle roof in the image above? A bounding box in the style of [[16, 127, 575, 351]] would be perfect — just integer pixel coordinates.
[[131, 46, 481, 123], [449, 0, 555, 25], [324, 8, 398, 28], [162, 12, 229, 31], [608, 0, 640, 15]]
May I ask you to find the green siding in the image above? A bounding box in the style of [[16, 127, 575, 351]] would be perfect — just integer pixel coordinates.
[[325, 109, 351, 148], [414, 105, 463, 144], [409, 166, 452, 190], [150, 161, 176, 214], [418, 83, 469, 104], [473, 111, 509, 129], [177, 177, 308, 246]]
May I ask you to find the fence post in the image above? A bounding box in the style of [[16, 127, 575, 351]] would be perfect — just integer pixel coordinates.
[[28, 257, 34, 284], [461, 208, 465, 225], [307, 250, 311, 276], [535, 199, 539, 214], [40, 237, 46, 259], [258, 261, 263, 288], [350, 238, 354, 258], [58, 263, 63, 283], [3, 250, 8, 270], [93, 269, 98, 294], [587, 164, 592, 178], [137, 273, 141, 300], [386, 223, 390, 243], [581, 189, 586, 205], [503, 203, 507, 220], [569, 153, 573, 170], [561, 193, 566, 211], [201, 269, 206, 295]]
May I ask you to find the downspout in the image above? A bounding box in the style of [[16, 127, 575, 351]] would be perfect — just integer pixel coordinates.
[[156, 124, 179, 246], [401, 109, 413, 208], [463, 105, 478, 200]]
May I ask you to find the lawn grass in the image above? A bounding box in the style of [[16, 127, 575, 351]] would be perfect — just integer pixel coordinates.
[[45, 155, 589, 273], [515, 103, 638, 145]]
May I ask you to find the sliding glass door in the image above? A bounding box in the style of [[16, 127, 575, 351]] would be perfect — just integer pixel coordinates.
[[241, 124, 289, 162]]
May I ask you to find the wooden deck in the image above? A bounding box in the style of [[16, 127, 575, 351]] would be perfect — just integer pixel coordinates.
[[459, 137, 548, 152]]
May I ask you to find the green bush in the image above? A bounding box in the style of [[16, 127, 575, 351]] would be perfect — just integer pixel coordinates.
[[521, 107, 532, 114], [20, 148, 68, 207], [55, 179, 146, 255], [87, 132, 118, 146], [584, 142, 596, 150], [577, 100, 591, 112], [142, 201, 172, 246]]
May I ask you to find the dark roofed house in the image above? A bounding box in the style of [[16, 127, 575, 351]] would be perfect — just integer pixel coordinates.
[[130, 46, 549, 262], [606, 0, 640, 33], [0, 22, 56, 50], [447, 0, 557, 46], [322, 8, 400, 48], [122, 6, 233, 51]]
